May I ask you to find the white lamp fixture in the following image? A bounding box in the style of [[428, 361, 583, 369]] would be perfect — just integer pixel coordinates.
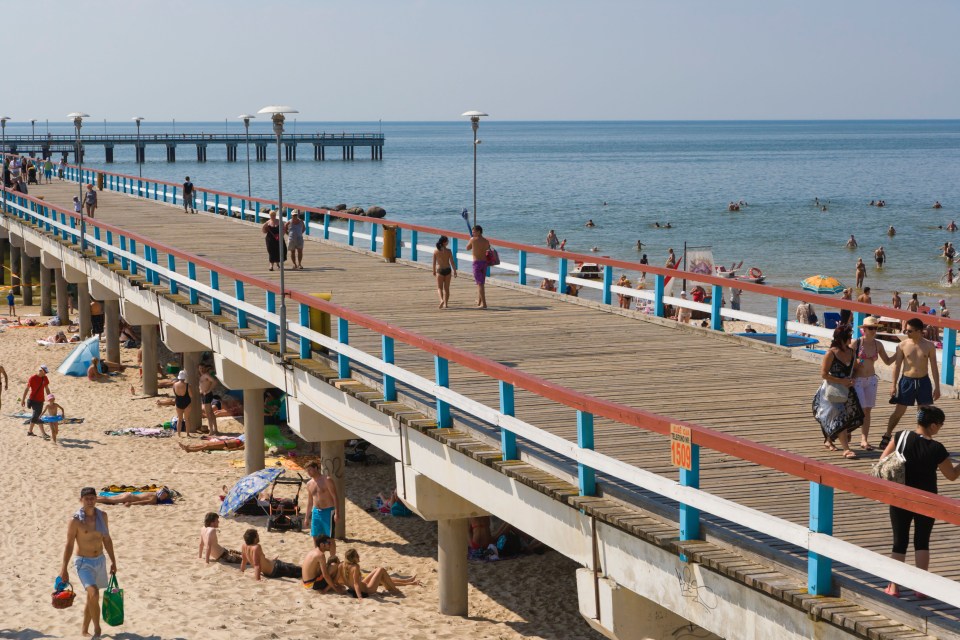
[[461, 110, 488, 228]]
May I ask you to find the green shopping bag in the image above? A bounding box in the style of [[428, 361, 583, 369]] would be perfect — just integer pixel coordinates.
[[101, 574, 123, 626]]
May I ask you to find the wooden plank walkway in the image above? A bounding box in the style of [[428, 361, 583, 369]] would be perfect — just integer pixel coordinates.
[[29, 181, 960, 619]]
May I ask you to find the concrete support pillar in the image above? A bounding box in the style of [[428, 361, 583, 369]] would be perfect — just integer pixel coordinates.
[[104, 300, 120, 364], [321, 440, 347, 539], [0, 238, 8, 286], [243, 388, 266, 474], [437, 518, 470, 616], [78, 283, 91, 338], [141, 324, 159, 396], [183, 351, 202, 433], [19, 249, 32, 306], [39, 267, 52, 316], [10, 244, 20, 295], [55, 269, 69, 323]]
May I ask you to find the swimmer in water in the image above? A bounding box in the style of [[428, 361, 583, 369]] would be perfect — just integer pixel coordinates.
[[665, 223, 672, 229], [846, 234, 858, 249], [585, 219, 595, 228], [654, 222, 661, 228], [887, 226, 896, 237], [591, 246, 600, 252], [948, 221, 958, 232], [934, 201, 943, 209]]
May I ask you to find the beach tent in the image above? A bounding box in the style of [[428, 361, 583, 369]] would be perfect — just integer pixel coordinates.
[[57, 336, 100, 377]]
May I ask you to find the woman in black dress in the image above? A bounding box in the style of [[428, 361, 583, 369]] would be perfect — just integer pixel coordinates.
[[813, 324, 863, 458], [261, 209, 286, 271], [880, 406, 960, 598]]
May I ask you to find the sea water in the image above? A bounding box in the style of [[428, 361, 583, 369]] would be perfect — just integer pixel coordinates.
[[15, 120, 960, 315]]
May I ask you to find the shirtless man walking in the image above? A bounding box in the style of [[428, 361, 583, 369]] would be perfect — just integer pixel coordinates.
[[198, 363, 219, 436], [304, 460, 339, 539], [465, 225, 491, 309], [879, 317, 941, 450], [60, 487, 118, 637]]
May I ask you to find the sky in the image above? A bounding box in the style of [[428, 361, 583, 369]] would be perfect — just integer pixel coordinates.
[[8, 0, 959, 121]]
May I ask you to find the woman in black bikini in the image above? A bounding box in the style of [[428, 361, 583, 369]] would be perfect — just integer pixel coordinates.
[[432, 236, 457, 309], [172, 371, 192, 437], [261, 210, 286, 271]]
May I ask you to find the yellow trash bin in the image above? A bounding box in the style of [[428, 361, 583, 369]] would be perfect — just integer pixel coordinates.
[[308, 292, 333, 353], [382, 225, 397, 263], [96, 172, 105, 191]]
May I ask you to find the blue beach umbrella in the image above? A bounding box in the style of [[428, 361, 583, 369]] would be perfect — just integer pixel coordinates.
[[219, 467, 283, 517], [800, 275, 845, 295]]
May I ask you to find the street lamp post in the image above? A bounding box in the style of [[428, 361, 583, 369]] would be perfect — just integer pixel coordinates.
[[67, 113, 90, 251], [257, 105, 298, 357], [238, 114, 255, 199], [30, 119, 36, 140], [0, 117, 9, 162], [461, 111, 488, 229], [132, 117, 144, 177]]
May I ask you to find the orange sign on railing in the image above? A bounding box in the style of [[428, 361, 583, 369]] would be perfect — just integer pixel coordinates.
[[670, 424, 692, 470]]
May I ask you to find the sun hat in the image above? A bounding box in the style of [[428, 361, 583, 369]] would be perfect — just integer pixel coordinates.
[[859, 316, 880, 328], [177, 371, 187, 380], [39, 364, 49, 372], [46, 394, 55, 400]]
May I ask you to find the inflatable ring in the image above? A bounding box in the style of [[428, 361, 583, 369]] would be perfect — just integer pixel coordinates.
[[749, 267, 763, 279]]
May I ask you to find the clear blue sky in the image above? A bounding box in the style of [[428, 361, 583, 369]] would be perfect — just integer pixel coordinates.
[[9, 0, 958, 121]]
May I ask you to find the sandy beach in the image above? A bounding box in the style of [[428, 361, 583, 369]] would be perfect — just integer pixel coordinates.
[[0, 305, 600, 640]]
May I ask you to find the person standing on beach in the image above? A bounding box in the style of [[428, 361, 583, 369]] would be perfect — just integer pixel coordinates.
[[730, 287, 742, 312], [21, 364, 51, 438], [84, 184, 97, 218], [90, 299, 104, 340], [855, 258, 867, 289], [182, 176, 196, 213], [879, 317, 940, 450], [172, 370, 192, 437], [305, 461, 339, 539], [666, 248, 676, 268], [199, 363, 219, 436], [466, 225, 491, 309], [432, 235, 456, 309], [60, 487, 117, 638], [892, 291, 902, 310], [284, 210, 306, 270]]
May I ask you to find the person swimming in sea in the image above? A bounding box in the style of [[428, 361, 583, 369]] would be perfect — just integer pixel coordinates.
[[585, 219, 595, 228], [948, 221, 958, 232]]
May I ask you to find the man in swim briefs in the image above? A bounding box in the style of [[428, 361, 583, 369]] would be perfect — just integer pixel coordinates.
[[304, 461, 339, 539], [199, 512, 241, 564], [466, 225, 491, 309], [60, 487, 118, 637], [879, 317, 941, 450], [301, 534, 342, 592]]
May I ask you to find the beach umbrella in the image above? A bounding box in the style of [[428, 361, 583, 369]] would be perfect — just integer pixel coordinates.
[[57, 336, 100, 377], [801, 275, 845, 295], [219, 467, 284, 517]]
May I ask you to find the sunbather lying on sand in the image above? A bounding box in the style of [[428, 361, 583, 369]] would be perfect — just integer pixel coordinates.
[[97, 486, 174, 506], [178, 435, 244, 452]]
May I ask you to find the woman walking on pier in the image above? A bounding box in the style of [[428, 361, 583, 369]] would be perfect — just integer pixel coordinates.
[[261, 209, 286, 271], [813, 324, 863, 458], [432, 236, 457, 308]]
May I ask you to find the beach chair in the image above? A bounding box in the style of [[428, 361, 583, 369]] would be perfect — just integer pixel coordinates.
[[823, 312, 841, 329]]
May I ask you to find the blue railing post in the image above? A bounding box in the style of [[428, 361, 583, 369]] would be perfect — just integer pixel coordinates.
[[299, 303, 311, 360], [369, 223, 378, 251], [210, 271, 221, 315], [214, 194, 220, 215], [105, 230, 114, 264], [382, 336, 396, 401], [151, 247, 160, 285], [337, 317, 351, 378], [235, 281, 247, 328], [518, 250, 527, 285], [395, 228, 403, 259], [943, 328, 957, 386], [808, 482, 834, 595], [240, 199, 247, 220], [266, 291, 277, 342], [187, 262, 199, 304], [129, 239, 137, 275], [434, 356, 451, 428], [163, 184, 167, 202], [853, 311, 866, 331], [254, 201, 260, 223], [499, 381, 517, 460], [451, 238, 459, 269], [153, 181, 159, 200], [119, 236, 128, 271], [227, 196, 233, 217], [410, 230, 418, 262], [203, 192, 208, 215], [93, 227, 102, 258], [679, 444, 701, 543], [137, 179, 143, 198], [710, 284, 723, 331], [602, 265, 613, 305], [654, 274, 666, 317], [167, 255, 178, 294], [323, 213, 331, 240], [558, 257, 568, 294], [577, 410, 596, 496], [776, 296, 789, 346], [142, 244, 152, 283], [172, 185, 178, 205], [347, 219, 355, 246]]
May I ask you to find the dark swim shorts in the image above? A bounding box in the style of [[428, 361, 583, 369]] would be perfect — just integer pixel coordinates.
[[896, 376, 934, 406]]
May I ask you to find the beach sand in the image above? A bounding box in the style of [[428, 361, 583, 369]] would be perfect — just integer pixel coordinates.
[[0, 306, 600, 639]]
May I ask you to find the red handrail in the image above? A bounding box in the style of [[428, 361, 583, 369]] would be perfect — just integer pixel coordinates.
[[5, 184, 960, 528]]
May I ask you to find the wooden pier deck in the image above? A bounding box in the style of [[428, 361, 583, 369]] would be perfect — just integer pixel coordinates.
[[26, 180, 960, 629]]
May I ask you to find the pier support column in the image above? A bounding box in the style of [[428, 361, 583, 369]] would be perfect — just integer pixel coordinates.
[[10, 244, 20, 295], [55, 269, 69, 322], [438, 518, 470, 616], [244, 388, 266, 474], [166, 144, 177, 162], [0, 238, 8, 286], [105, 300, 121, 365], [183, 351, 202, 433], [322, 441, 347, 540], [141, 324, 159, 396], [39, 266, 52, 316], [104, 145, 114, 163], [19, 249, 33, 306], [78, 283, 92, 338]]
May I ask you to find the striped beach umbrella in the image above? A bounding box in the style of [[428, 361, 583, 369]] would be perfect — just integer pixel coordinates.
[[801, 275, 845, 295]]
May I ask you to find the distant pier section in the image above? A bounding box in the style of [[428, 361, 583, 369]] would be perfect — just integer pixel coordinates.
[[0, 132, 384, 162]]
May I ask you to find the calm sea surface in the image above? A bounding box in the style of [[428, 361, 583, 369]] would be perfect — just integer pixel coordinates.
[[14, 120, 960, 315]]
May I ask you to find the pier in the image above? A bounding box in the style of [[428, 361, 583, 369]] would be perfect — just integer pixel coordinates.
[[0, 132, 384, 162], [5, 163, 960, 639]]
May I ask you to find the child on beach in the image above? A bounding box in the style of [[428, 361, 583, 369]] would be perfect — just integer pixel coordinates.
[[42, 394, 65, 445], [73, 196, 81, 215], [199, 513, 241, 564], [6, 291, 14, 316]]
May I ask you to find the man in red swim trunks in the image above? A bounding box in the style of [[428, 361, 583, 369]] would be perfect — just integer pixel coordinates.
[[466, 225, 491, 309], [21, 364, 52, 438]]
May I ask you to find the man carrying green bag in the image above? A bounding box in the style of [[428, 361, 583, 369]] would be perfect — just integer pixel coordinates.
[[102, 573, 124, 626]]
